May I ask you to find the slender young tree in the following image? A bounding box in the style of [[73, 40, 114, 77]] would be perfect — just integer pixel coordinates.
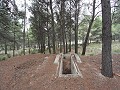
[[13, 18, 16, 56], [27, 31, 30, 54], [61, 0, 66, 54], [82, 0, 96, 55], [47, 0, 51, 54], [23, 0, 26, 55], [50, 0, 56, 54], [12, 0, 18, 56], [101, 0, 113, 78], [4, 40, 7, 54], [69, 0, 72, 52]]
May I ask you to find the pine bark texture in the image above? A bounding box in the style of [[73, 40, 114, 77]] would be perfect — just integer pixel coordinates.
[[101, 0, 113, 77], [75, 0, 79, 54]]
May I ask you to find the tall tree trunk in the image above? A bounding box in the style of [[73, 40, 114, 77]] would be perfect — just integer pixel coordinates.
[[4, 40, 7, 54], [23, 0, 26, 55], [65, 32, 68, 53], [119, 35, 120, 42], [74, 0, 79, 54], [101, 0, 113, 78], [59, 11, 62, 53], [58, 42, 59, 48], [50, 0, 56, 54], [69, 0, 72, 52], [43, 33, 45, 54], [40, 31, 45, 54], [40, 34, 44, 53], [27, 32, 30, 54], [60, 33, 62, 53], [38, 41, 41, 53], [16, 43, 19, 50], [38, 13, 41, 53], [40, 38, 43, 53], [61, 0, 66, 54], [13, 20, 15, 56], [82, 0, 96, 55], [69, 31, 71, 52], [47, 30, 51, 53], [47, 1, 51, 54]]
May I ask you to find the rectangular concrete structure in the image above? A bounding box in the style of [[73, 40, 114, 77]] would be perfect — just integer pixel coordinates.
[[56, 54, 83, 78]]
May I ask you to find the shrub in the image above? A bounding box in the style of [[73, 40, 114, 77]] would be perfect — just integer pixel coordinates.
[[2, 57, 6, 60], [89, 53, 94, 56], [31, 49, 37, 54], [20, 50, 24, 55], [113, 49, 120, 54]]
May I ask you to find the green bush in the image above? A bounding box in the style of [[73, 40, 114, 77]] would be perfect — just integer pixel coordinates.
[[0, 55, 7, 61], [89, 53, 94, 56], [2, 57, 6, 60], [113, 49, 120, 54], [20, 50, 24, 55], [31, 49, 37, 54]]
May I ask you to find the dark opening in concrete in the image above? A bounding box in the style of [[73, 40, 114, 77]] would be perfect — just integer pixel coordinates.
[[62, 58, 71, 74]]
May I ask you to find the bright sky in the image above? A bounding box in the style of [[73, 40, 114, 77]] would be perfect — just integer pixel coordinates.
[[16, 0, 32, 29], [15, 0, 115, 29]]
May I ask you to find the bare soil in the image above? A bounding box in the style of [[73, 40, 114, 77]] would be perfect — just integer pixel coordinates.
[[0, 53, 120, 90]]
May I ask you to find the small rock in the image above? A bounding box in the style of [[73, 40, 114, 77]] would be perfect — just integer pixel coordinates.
[[65, 86, 67, 89]]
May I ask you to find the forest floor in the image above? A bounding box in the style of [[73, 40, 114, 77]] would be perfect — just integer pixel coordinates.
[[0, 53, 120, 90]]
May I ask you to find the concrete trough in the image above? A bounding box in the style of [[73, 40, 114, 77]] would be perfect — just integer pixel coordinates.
[[58, 54, 83, 78]]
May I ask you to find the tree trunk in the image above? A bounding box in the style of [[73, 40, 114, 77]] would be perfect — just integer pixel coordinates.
[[47, 31, 51, 53], [69, 31, 71, 52], [58, 42, 59, 48], [16, 43, 19, 50], [82, 0, 96, 55], [119, 35, 120, 42], [101, 0, 113, 78], [38, 13, 41, 53], [27, 32, 30, 54], [23, 0, 26, 55], [69, 0, 72, 52], [38, 41, 41, 53], [47, 1, 51, 54], [13, 20, 16, 57], [43, 34, 46, 54], [74, 0, 80, 54], [59, 9, 62, 53], [50, 0, 56, 54], [60, 28, 62, 53], [10, 46, 12, 50], [61, 0, 66, 54], [4, 40, 7, 54], [40, 34, 44, 53], [65, 33, 68, 53]]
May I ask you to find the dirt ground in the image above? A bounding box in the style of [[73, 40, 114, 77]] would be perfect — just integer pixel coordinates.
[[0, 53, 120, 90]]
